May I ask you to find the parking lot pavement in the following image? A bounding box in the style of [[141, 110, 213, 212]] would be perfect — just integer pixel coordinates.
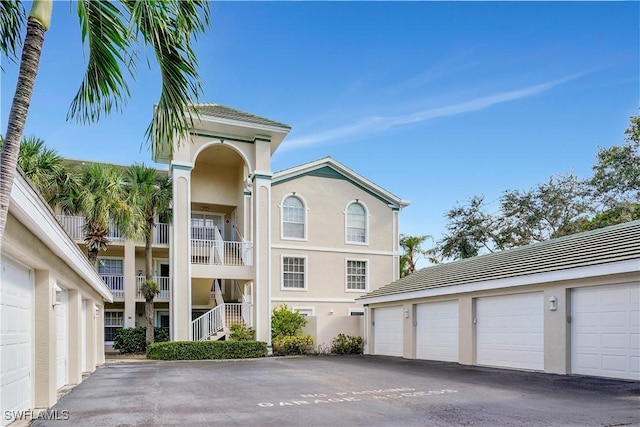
[[32, 355, 639, 426]]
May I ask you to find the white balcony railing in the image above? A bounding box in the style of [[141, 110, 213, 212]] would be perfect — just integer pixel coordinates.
[[153, 223, 169, 245], [56, 214, 168, 245], [192, 304, 225, 341], [190, 303, 244, 341], [101, 275, 124, 298], [136, 276, 170, 300], [191, 239, 253, 266]]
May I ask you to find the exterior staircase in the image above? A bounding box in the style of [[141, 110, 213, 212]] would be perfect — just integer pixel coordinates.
[[190, 278, 251, 341]]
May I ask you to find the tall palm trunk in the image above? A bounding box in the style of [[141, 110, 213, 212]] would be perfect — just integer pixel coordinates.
[[0, 17, 46, 246], [145, 218, 155, 346]]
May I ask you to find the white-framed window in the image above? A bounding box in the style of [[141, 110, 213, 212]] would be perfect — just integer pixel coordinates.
[[349, 308, 365, 316], [345, 201, 368, 244], [346, 259, 368, 292], [282, 255, 307, 290], [97, 258, 124, 296], [97, 258, 123, 275], [281, 195, 306, 240], [104, 311, 124, 342], [294, 307, 314, 317]]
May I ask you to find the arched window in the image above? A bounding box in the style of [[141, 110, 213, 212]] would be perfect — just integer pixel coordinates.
[[346, 202, 367, 243], [282, 195, 305, 239]]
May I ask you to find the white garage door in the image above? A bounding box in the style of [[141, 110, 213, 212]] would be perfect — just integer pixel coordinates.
[[1, 258, 33, 427], [56, 288, 68, 390], [572, 283, 640, 381], [81, 299, 87, 373], [373, 306, 403, 357], [416, 300, 459, 362], [477, 292, 544, 371]]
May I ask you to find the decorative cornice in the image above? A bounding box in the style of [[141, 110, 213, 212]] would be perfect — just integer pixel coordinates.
[[170, 161, 193, 171]]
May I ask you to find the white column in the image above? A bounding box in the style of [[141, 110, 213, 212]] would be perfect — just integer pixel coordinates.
[[123, 241, 136, 328], [170, 162, 193, 341]]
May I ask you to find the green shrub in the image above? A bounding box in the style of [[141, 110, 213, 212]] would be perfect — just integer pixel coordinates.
[[271, 305, 307, 338], [229, 323, 255, 341], [331, 333, 364, 355], [272, 334, 314, 356], [146, 340, 268, 360], [113, 327, 169, 354]]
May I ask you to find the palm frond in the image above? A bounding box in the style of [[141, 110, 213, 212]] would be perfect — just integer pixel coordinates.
[[124, 0, 209, 155], [0, 0, 25, 64], [67, 0, 133, 124]]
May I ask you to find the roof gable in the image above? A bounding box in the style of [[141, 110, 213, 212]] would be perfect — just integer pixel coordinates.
[[360, 220, 640, 302], [272, 157, 409, 208]]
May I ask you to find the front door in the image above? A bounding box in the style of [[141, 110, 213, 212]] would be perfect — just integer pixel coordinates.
[[191, 213, 224, 240]]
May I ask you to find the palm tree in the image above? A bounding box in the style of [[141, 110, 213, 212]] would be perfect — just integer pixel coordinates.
[[2, 135, 77, 206], [125, 164, 172, 345], [400, 234, 438, 277], [72, 163, 136, 264], [0, 0, 209, 248]]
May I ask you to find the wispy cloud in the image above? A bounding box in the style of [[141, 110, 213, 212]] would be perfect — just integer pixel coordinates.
[[283, 74, 582, 150]]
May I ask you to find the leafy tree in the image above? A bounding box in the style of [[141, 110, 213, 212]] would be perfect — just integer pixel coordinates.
[[271, 305, 307, 339], [577, 203, 640, 231], [125, 164, 172, 345], [439, 174, 591, 260], [0, 0, 209, 249], [499, 173, 591, 244], [399, 234, 437, 277], [439, 196, 501, 260], [590, 115, 640, 208]]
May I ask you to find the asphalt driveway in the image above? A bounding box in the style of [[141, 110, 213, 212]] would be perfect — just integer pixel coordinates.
[[32, 356, 639, 426]]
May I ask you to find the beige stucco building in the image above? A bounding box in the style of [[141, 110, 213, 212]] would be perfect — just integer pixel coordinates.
[[56, 104, 408, 350], [1, 174, 112, 426], [359, 221, 640, 381]]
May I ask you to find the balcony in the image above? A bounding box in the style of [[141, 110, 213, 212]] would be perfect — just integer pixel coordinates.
[[136, 276, 170, 300], [101, 275, 124, 299], [56, 214, 169, 245], [191, 239, 253, 266]]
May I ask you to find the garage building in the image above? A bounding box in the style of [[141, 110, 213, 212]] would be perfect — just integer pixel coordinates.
[[359, 221, 639, 381], [1, 173, 112, 426]]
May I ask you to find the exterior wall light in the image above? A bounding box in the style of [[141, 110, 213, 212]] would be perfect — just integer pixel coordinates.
[[549, 296, 558, 311], [52, 284, 62, 307]]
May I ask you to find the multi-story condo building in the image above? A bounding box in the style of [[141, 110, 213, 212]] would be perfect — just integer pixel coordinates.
[[58, 104, 409, 348]]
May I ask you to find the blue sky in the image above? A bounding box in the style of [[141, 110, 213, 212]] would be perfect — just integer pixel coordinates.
[[1, 1, 638, 256]]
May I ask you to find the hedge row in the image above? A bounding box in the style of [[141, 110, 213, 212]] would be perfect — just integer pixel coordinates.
[[113, 327, 170, 354], [146, 340, 268, 360]]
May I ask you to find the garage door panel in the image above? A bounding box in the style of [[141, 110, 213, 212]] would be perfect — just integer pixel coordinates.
[[477, 292, 544, 371], [1, 258, 33, 426], [374, 307, 403, 357], [56, 289, 69, 390], [572, 283, 640, 380], [416, 300, 459, 362]]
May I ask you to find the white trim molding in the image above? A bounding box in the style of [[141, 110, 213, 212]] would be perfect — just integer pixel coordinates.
[[271, 244, 396, 257], [271, 297, 357, 303]]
